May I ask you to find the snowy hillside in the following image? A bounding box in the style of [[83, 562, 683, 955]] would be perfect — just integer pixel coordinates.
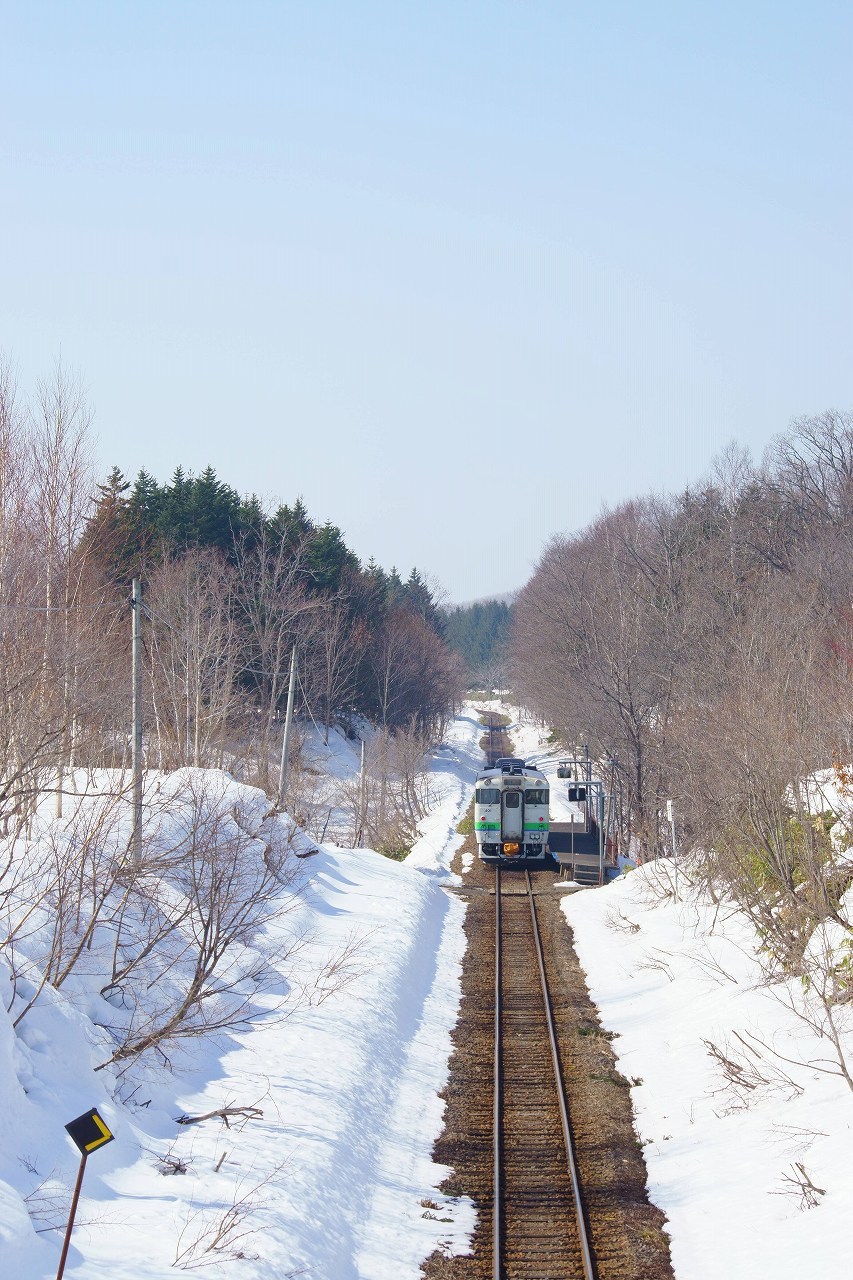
[[0, 710, 485, 1280]]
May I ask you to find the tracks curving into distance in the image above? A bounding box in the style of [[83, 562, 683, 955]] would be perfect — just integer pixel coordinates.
[[493, 868, 596, 1280]]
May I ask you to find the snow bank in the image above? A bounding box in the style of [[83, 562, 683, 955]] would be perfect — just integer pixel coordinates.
[[0, 707, 485, 1279], [563, 862, 853, 1280]]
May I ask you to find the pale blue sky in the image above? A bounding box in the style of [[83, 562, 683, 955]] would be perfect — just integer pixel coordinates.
[[2, 1, 851, 599]]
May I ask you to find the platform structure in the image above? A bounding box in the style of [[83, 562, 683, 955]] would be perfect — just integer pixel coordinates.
[[550, 753, 616, 886]]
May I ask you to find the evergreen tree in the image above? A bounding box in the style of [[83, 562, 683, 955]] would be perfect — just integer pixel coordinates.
[[130, 468, 163, 520], [443, 599, 513, 677], [80, 466, 146, 586], [403, 567, 443, 635], [185, 467, 243, 550], [385, 567, 405, 609], [270, 497, 314, 552], [307, 522, 360, 593], [159, 465, 192, 545]]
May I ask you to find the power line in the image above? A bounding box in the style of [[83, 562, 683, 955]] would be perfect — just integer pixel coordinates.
[[0, 600, 116, 612]]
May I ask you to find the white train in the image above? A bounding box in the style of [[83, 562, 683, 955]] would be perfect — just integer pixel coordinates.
[[474, 757, 553, 865]]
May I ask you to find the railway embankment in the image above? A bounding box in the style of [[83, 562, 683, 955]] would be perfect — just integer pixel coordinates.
[[421, 818, 674, 1280]]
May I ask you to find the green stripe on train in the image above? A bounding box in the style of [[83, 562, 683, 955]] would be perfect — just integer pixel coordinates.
[[476, 823, 546, 832]]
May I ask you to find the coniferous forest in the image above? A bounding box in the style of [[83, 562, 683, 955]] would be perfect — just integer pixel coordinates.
[[442, 599, 513, 687]]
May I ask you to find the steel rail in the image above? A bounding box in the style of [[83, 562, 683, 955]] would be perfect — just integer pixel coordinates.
[[493, 866, 503, 1278], [525, 869, 596, 1280], [492, 864, 597, 1279]]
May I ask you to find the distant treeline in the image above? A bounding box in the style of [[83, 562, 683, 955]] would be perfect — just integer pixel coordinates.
[[442, 599, 513, 685], [88, 464, 443, 629], [0, 361, 465, 827]]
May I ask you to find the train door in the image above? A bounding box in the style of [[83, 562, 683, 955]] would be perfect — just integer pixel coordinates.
[[501, 789, 523, 842]]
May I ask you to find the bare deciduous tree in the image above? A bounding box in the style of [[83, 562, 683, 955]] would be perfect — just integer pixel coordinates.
[[145, 550, 242, 769]]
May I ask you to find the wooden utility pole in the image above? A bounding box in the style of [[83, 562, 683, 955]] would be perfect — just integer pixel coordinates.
[[357, 737, 366, 845], [667, 799, 679, 900], [277, 647, 297, 809], [131, 579, 143, 865], [56, 1154, 87, 1280]]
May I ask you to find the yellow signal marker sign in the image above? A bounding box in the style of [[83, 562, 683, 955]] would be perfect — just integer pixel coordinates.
[[65, 1108, 115, 1156], [85, 1111, 114, 1151]]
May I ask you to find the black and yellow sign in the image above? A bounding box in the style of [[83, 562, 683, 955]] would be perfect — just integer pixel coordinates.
[[65, 1109, 114, 1156]]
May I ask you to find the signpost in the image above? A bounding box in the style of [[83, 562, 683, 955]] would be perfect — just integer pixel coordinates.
[[56, 1109, 115, 1280]]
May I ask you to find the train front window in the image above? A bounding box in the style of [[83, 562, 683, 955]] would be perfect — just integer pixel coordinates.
[[524, 789, 549, 805], [476, 788, 501, 804], [504, 792, 520, 808]]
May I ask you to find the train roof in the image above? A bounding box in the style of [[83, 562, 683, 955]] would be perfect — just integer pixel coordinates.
[[476, 760, 547, 782]]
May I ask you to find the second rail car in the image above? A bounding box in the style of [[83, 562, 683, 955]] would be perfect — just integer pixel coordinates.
[[474, 758, 554, 866]]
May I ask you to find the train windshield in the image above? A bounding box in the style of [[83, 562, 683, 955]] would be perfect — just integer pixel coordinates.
[[476, 787, 501, 804], [504, 792, 520, 808], [524, 789, 549, 804]]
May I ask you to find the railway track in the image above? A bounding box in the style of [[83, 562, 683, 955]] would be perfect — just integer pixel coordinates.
[[423, 766, 673, 1280], [480, 710, 512, 767], [494, 868, 595, 1280]]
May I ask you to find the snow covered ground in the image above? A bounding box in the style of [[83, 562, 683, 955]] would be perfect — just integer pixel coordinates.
[[0, 707, 486, 1280], [10, 696, 849, 1280], [561, 841, 853, 1279]]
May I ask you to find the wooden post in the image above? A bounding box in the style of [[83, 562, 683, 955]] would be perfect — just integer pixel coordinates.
[[667, 799, 679, 900], [357, 738, 366, 844], [277, 647, 297, 809], [131, 579, 143, 865], [55, 1153, 87, 1280]]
